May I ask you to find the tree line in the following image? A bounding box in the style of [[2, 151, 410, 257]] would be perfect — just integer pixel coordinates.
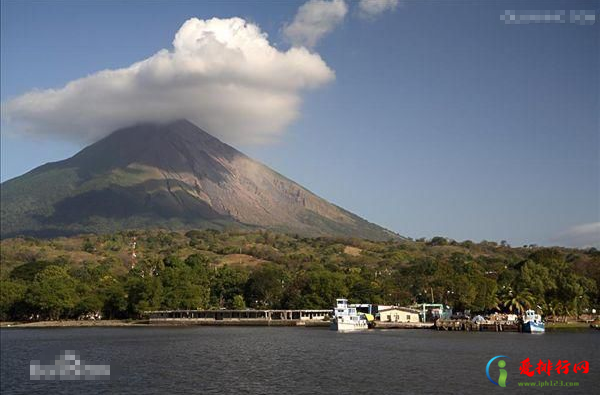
[[0, 230, 598, 321]]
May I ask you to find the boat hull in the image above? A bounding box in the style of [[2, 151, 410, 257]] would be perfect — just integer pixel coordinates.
[[522, 321, 545, 333], [330, 320, 369, 332]]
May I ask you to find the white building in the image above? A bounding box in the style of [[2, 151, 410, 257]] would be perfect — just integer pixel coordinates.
[[378, 307, 421, 323]]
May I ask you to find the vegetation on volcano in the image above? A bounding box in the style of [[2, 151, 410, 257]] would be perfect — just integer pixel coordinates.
[[1, 229, 598, 321]]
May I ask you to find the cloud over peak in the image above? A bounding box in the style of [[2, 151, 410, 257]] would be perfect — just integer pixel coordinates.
[[2, 17, 335, 144], [283, 0, 348, 48]]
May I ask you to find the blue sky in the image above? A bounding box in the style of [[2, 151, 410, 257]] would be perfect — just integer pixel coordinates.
[[1, 0, 598, 247]]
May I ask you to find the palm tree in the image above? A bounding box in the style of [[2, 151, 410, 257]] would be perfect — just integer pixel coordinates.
[[501, 288, 534, 314]]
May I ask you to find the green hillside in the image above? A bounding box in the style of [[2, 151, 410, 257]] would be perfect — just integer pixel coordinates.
[[1, 229, 597, 321]]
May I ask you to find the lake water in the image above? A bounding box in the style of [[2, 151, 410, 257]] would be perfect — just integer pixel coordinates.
[[1, 327, 599, 394]]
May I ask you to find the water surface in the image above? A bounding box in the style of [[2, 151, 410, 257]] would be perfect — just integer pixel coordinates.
[[1, 327, 598, 394]]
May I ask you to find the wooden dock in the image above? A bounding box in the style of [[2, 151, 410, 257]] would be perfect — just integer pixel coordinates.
[[434, 319, 521, 332], [148, 318, 330, 327], [146, 309, 332, 327], [373, 321, 433, 329]]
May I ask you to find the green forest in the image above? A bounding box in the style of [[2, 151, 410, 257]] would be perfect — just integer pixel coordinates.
[[1, 229, 598, 321]]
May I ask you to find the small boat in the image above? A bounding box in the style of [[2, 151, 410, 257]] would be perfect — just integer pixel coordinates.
[[330, 298, 369, 332], [522, 309, 545, 333]]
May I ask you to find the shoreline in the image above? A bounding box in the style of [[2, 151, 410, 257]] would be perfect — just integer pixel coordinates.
[[545, 321, 593, 330], [1, 320, 594, 330], [0, 320, 149, 328], [0, 319, 331, 328]]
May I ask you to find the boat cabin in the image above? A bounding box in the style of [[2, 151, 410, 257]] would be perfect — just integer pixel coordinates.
[[334, 298, 358, 318]]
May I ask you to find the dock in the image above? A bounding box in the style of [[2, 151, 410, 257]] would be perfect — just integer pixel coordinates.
[[434, 319, 521, 332], [373, 321, 433, 329], [146, 309, 332, 326]]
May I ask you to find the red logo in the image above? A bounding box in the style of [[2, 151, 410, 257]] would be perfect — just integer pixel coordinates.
[[520, 358, 589, 377]]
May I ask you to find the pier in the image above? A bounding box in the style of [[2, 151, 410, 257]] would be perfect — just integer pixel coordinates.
[[373, 321, 433, 329], [147, 309, 332, 326], [434, 319, 521, 332]]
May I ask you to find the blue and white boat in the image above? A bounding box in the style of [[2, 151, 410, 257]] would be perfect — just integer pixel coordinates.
[[522, 310, 545, 333]]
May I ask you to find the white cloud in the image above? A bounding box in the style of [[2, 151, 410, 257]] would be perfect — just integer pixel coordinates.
[[551, 222, 600, 248], [358, 0, 400, 18], [283, 0, 348, 48], [1, 17, 335, 144]]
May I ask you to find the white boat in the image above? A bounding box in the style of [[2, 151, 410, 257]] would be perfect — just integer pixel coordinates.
[[522, 309, 545, 333], [330, 298, 369, 332]]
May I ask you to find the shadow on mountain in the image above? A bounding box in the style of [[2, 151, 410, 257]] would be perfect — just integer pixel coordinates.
[[39, 178, 226, 225], [0, 228, 95, 240]]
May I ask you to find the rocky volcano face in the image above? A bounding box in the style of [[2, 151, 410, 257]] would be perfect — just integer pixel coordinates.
[[0, 120, 398, 240]]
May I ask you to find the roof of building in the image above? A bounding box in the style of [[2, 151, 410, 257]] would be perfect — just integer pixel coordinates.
[[378, 306, 421, 314]]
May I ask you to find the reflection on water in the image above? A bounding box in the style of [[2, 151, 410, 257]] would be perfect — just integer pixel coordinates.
[[1, 327, 599, 394]]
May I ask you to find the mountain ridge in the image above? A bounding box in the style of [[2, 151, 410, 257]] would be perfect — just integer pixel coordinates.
[[1, 120, 399, 240]]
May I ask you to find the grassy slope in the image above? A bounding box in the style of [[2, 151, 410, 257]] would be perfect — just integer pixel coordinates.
[[1, 229, 593, 280]]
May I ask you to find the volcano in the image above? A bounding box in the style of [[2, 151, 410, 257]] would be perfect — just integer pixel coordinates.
[[0, 120, 398, 240]]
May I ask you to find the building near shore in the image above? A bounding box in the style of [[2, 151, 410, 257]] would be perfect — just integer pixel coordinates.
[[378, 307, 421, 323]]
